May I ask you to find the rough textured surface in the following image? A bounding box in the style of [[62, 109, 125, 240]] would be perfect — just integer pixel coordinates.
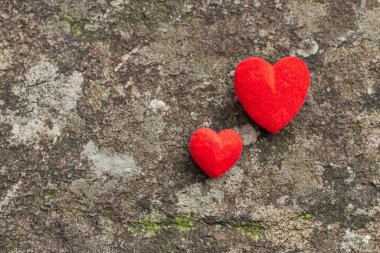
[[0, 0, 379, 252]]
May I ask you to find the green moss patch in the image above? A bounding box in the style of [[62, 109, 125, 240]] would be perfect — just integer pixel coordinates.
[[65, 15, 82, 36], [127, 210, 162, 237], [43, 189, 58, 201], [297, 212, 314, 221], [237, 221, 268, 240], [172, 213, 194, 232]]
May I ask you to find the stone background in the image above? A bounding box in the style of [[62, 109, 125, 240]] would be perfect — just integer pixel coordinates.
[[0, 0, 379, 252]]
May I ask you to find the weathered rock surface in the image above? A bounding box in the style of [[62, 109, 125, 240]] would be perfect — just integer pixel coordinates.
[[0, 0, 379, 252]]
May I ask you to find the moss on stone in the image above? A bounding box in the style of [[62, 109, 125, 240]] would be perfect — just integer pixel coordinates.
[[127, 225, 141, 236], [237, 221, 268, 240], [127, 210, 162, 237], [138, 219, 161, 236], [172, 213, 194, 232], [127, 212, 196, 236], [43, 189, 58, 201], [65, 15, 81, 36], [297, 212, 314, 221]]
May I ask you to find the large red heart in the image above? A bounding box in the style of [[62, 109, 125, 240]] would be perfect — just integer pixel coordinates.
[[234, 57, 310, 134], [189, 128, 243, 178]]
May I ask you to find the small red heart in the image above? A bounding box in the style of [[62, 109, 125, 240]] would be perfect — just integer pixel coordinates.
[[234, 57, 310, 134], [189, 128, 243, 178]]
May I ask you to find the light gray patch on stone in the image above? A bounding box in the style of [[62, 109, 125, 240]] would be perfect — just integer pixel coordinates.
[[110, 0, 126, 10], [1, 60, 84, 146], [202, 119, 212, 128], [344, 166, 356, 183], [149, 99, 170, 112], [353, 198, 380, 217], [190, 112, 198, 120], [11, 119, 61, 144], [233, 124, 260, 146], [341, 229, 372, 252], [176, 182, 225, 217], [176, 166, 244, 217], [228, 245, 252, 253], [274, 0, 281, 9], [84, 12, 110, 31], [367, 128, 380, 147], [23, 61, 59, 85], [64, 71, 84, 112], [0, 49, 12, 70], [287, 0, 327, 36], [81, 141, 141, 177], [367, 83, 376, 95], [0, 180, 22, 212], [276, 195, 289, 205], [296, 39, 319, 57], [358, 7, 380, 41]]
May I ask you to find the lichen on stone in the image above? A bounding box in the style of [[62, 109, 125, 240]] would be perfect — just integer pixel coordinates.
[[236, 221, 268, 241], [126, 210, 163, 237], [172, 213, 194, 232], [297, 212, 314, 221], [65, 15, 82, 36], [43, 189, 58, 201], [1, 61, 84, 146], [81, 140, 140, 177]]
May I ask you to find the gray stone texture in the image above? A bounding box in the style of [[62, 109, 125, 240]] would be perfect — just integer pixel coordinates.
[[0, 0, 379, 252]]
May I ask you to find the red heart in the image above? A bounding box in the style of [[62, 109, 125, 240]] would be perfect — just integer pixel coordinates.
[[234, 57, 310, 134], [189, 128, 243, 178]]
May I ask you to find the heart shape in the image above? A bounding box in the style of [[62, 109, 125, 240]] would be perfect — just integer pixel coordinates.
[[234, 57, 310, 134], [189, 128, 243, 178]]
